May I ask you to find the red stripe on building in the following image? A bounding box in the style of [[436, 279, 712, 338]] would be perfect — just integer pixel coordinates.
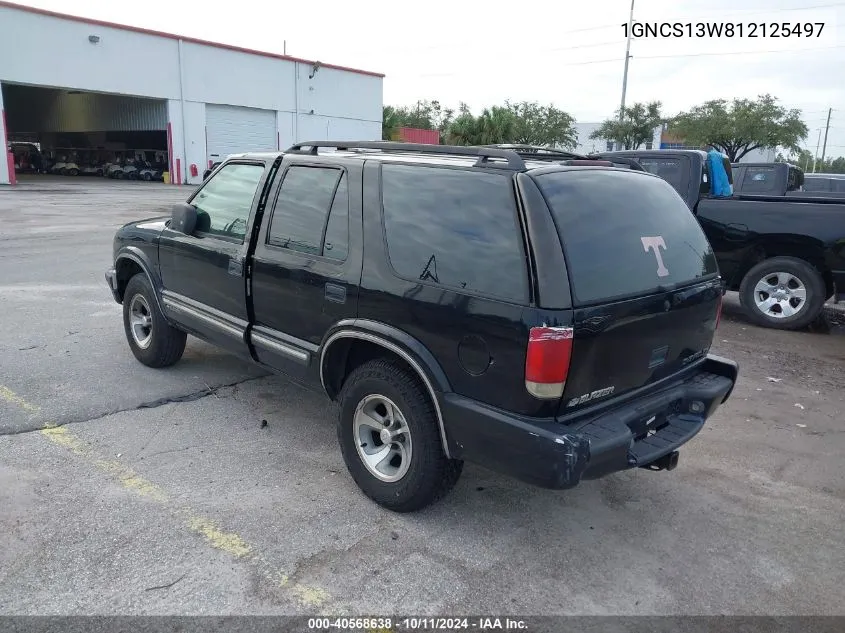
[[0, 0, 384, 78], [2, 109, 16, 186], [166, 122, 174, 185]]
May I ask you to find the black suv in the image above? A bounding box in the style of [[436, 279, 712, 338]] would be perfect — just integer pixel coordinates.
[[106, 141, 738, 512]]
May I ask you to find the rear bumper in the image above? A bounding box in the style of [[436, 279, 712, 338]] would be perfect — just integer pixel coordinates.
[[105, 267, 121, 303], [440, 354, 738, 490]]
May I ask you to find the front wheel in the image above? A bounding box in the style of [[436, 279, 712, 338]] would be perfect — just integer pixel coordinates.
[[122, 273, 186, 367], [739, 256, 826, 330], [337, 359, 463, 512]]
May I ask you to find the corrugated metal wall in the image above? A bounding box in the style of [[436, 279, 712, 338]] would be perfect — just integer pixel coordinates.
[[397, 127, 440, 144], [3, 84, 166, 133]]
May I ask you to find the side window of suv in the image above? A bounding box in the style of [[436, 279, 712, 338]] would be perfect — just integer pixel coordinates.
[[192, 162, 265, 240], [381, 164, 528, 303], [268, 165, 348, 260]]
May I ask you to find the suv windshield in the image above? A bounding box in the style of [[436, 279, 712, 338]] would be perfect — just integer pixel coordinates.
[[534, 169, 719, 306]]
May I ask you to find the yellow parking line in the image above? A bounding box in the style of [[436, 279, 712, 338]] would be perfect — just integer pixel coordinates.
[[2, 383, 332, 609], [34, 420, 331, 608], [184, 515, 252, 558], [0, 385, 41, 414]]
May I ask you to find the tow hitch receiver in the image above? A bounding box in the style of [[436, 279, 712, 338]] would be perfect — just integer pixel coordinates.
[[643, 450, 680, 472]]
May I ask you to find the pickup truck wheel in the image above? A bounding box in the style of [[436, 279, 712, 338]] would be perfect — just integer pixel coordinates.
[[122, 273, 186, 367], [337, 359, 463, 512], [739, 257, 825, 330]]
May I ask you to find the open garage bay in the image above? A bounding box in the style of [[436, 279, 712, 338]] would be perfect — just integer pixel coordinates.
[[0, 179, 844, 616]]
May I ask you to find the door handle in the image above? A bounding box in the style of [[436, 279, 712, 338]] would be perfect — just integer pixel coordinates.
[[325, 283, 346, 304]]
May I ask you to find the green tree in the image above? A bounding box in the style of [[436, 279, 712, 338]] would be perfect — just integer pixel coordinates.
[[382, 105, 401, 140], [388, 99, 454, 134], [829, 157, 845, 174], [670, 94, 808, 162], [505, 101, 577, 148], [443, 101, 577, 147], [784, 150, 845, 173], [589, 101, 663, 150]]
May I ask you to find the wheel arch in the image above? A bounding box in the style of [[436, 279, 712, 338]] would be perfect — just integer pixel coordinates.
[[319, 320, 453, 458], [114, 248, 166, 313], [736, 235, 833, 298]]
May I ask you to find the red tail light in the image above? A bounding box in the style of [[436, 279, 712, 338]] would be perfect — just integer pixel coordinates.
[[525, 326, 573, 399]]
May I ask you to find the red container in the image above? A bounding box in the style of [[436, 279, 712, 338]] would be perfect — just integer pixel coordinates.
[[398, 127, 440, 145]]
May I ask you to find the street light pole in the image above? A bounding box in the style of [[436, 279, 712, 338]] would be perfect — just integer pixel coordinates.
[[618, 0, 635, 150]]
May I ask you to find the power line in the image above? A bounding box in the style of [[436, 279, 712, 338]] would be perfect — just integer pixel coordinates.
[[413, 44, 845, 77], [635, 44, 845, 61]]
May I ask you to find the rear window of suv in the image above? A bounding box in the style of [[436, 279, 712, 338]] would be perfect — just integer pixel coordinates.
[[534, 169, 719, 306]]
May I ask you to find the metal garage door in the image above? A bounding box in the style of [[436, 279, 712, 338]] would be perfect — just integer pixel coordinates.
[[206, 105, 277, 163]]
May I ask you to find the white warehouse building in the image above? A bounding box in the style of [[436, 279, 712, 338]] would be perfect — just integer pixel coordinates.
[[0, 1, 383, 186]]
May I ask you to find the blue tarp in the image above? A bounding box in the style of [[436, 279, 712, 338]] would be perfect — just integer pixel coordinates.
[[707, 149, 732, 197]]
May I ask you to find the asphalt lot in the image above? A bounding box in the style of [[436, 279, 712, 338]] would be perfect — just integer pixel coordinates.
[[1, 177, 844, 616]]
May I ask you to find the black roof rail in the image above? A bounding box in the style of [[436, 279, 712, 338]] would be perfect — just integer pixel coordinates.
[[286, 140, 527, 170], [483, 144, 590, 161], [488, 144, 645, 171]]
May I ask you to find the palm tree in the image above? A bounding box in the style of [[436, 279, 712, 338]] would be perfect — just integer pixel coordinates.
[[445, 113, 481, 146]]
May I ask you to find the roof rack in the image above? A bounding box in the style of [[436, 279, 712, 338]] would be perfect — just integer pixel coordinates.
[[488, 144, 645, 171], [484, 144, 589, 161], [286, 140, 527, 170]]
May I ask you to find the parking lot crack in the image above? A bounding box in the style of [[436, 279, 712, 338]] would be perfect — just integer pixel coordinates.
[[0, 375, 267, 437]]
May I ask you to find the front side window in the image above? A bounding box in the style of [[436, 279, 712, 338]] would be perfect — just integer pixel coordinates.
[[381, 164, 528, 303], [192, 163, 265, 240]]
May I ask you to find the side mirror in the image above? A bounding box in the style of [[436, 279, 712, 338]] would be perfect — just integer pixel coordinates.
[[202, 169, 212, 180], [171, 202, 198, 235]]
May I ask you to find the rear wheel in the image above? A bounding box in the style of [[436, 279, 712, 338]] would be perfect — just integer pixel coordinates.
[[122, 273, 186, 367], [337, 358, 463, 512], [739, 256, 825, 330]]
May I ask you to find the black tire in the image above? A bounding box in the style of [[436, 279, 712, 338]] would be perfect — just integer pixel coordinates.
[[143, 172, 152, 181], [67, 168, 79, 176], [122, 273, 186, 367], [739, 256, 826, 330], [337, 358, 463, 512]]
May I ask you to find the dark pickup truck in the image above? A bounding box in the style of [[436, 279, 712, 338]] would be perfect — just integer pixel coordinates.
[[804, 172, 845, 196], [106, 141, 737, 512], [731, 162, 845, 200], [602, 149, 845, 330]]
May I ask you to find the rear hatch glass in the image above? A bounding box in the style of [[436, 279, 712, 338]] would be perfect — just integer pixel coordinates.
[[534, 169, 718, 306], [533, 168, 721, 414]]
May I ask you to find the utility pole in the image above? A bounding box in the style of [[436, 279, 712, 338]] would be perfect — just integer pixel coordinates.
[[814, 127, 823, 173], [819, 107, 832, 169], [618, 0, 635, 150]]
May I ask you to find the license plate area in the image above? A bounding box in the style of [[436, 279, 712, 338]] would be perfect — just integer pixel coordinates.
[[628, 399, 682, 441]]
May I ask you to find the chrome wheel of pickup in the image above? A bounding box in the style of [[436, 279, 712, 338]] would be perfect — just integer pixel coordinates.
[[128, 293, 154, 349], [739, 256, 826, 331], [353, 394, 413, 482], [753, 271, 807, 319]]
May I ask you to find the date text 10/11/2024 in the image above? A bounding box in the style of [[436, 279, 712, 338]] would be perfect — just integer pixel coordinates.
[[621, 21, 826, 38], [307, 617, 529, 631]]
